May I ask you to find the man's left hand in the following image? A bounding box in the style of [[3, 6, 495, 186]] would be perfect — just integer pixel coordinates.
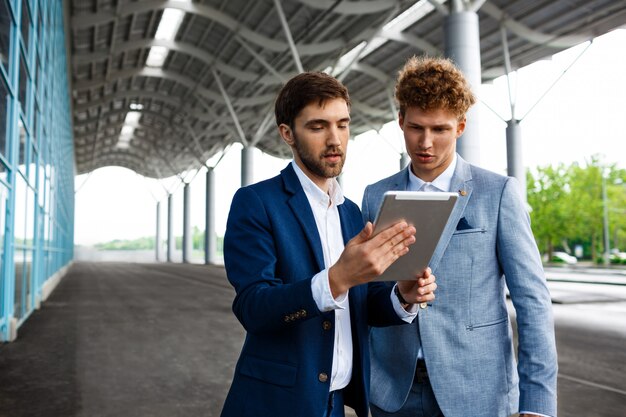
[[397, 267, 437, 304]]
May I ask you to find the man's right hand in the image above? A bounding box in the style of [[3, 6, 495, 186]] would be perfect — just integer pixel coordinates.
[[328, 221, 416, 298]]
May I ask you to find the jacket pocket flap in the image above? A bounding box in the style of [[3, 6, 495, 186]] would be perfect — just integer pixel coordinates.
[[239, 355, 297, 387]]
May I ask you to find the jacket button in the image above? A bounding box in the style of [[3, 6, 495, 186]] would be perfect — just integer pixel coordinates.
[[322, 321, 332, 330], [318, 373, 328, 382]]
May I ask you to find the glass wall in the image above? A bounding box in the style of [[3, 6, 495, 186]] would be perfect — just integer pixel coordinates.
[[1, 0, 74, 342]]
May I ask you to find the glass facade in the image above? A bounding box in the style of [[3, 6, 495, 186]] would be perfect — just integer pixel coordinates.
[[1, 0, 74, 342]]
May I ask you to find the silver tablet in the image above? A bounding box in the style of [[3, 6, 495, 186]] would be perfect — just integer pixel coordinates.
[[372, 191, 458, 281]]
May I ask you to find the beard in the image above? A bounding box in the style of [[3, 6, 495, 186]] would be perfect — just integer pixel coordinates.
[[293, 132, 345, 179]]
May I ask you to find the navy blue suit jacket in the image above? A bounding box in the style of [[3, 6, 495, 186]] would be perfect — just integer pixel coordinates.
[[221, 164, 403, 417]]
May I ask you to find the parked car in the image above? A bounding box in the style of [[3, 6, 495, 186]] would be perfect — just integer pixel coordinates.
[[552, 251, 578, 264], [610, 252, 626, 265]]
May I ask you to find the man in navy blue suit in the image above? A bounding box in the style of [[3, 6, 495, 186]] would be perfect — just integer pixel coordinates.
[[220, 72, 437, 417]]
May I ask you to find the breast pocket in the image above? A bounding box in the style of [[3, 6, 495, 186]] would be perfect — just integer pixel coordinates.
[[452, 228, 486, 236]]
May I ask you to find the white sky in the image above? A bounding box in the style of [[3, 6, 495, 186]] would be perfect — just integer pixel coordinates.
[[74, 29, 626, 246]]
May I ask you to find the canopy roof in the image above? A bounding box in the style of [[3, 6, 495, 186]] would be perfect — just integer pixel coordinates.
[[69, 0, 626, 178]]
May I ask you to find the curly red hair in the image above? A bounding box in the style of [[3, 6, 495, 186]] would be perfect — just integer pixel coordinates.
[[395, 56, 476, 120]]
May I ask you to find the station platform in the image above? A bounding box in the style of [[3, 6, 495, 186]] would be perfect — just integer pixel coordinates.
[[0, 262, 243, 417], [1, 262, 624, 416]]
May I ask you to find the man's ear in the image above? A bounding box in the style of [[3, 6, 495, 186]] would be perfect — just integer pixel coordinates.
[[278, 124, 295, 146], [398, 112, 405, 131], [456, 116, 467, 138]]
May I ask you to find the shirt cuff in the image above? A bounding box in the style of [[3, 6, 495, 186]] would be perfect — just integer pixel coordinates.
[[311, 269, 348, 312], [391, 284, 417, 322], [519, 412, 552, 417]]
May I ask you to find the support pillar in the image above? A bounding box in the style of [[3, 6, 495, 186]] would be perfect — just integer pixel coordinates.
[[444, 11, 482, 165], [602, 175, 610, 266], [167, 194, 174, 262], [156, 201, 163, 261], [182, 183, 192, 263], [506, 119, 526, 202], [241, 146, 254, 187], [205, 169, 217, 264]]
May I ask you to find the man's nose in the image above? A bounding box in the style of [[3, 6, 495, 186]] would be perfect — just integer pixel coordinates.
[[326, 126, 342, 146], [419, 130, 433, 150]]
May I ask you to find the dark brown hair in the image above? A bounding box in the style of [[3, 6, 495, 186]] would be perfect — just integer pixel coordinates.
[[274, 72, 351, 128], [395, 56, 476, 119]]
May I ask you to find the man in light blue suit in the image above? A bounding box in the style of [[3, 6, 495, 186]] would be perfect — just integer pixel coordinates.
[[362, 57, 557, 417], [221, 72, 437, 417]]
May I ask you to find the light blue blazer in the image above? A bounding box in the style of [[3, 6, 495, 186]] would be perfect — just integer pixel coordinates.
[[362, 156, 558, 417]]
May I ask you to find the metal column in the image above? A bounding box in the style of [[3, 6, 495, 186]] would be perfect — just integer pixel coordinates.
[[182, 183, 192, 263], [155, 201, 163, 261], [167, 194, 174, 262], [241, 146, 254, 187], [506, 119, 526, 202], [205, 169, 217, 264], [444, 11, 482, 165], [602, 175, 610, 265]]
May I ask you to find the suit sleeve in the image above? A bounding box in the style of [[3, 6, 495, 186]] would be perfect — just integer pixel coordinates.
[[224, 187, 321, 335], [496, 177, 558, 416], [361, 185, 374, 224]]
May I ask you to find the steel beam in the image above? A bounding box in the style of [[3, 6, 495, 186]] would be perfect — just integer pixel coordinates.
[[212, 69, 249, 146], [273, 0, 304, 73]]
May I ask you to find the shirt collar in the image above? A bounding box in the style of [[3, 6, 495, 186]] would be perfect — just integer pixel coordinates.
[[291, 161, 345, 207], [408, 153, 457, 192]]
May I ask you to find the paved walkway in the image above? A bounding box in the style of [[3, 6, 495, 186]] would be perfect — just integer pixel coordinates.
[[2, 262, 624, 416], [0, 262, 243, 417]]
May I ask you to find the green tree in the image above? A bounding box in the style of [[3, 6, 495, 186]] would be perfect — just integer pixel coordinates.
[[566, 159, 604, 260], [606, 169, 626, 254], [527, 163, 572, 259], [95, 236, 155, 250], [527, 156, 626, 262]]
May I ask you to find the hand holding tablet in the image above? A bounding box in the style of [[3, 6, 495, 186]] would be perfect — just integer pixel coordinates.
[[372, 191, 458, 281]]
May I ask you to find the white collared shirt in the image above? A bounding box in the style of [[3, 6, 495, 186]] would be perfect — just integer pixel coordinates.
[[292, 161, 416, 391], [292, 161, 353, 391], [407, 153, 457, 193], [406, 154, 457, 360]]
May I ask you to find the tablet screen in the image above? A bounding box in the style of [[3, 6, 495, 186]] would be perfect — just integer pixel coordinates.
[[372, 191, 458, 281]]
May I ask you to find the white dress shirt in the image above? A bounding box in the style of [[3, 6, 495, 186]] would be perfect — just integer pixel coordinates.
[[291, 162, 415, 392], [407, 154, 457, 361], [407, 154, 457, 194]]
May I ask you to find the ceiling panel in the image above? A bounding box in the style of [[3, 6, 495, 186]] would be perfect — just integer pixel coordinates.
[[68, 0, 626, 178]]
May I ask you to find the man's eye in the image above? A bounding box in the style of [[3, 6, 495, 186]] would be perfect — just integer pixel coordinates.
[[338, 124, 349, 129]]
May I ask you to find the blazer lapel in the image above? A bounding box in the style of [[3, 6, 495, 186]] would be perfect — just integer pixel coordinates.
[[428, 156, 473, 272], [282, 164, 326, 272]]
